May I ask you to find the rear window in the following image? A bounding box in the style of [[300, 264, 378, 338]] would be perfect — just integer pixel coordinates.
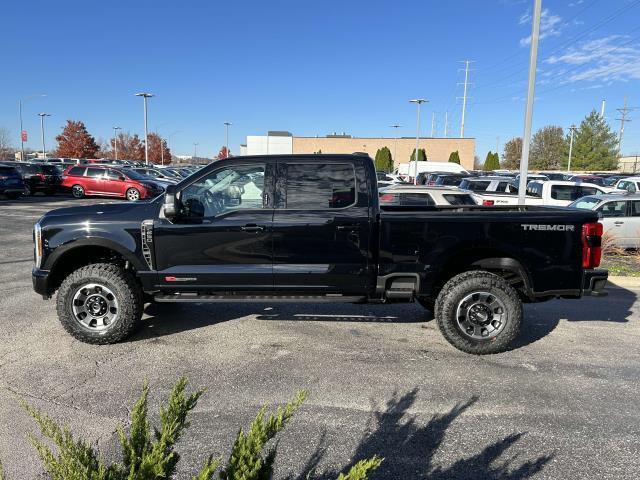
[[437, 176, 464, 186], [462, 180, 490, 191], [86, 167, 105, 178], [579, 186, 600, 197], [285, 163, 356, 209], [39, 165, 60, 174], [398, 192, 435, 206], [67, 167, 86, 176], [443, 194, 475, 205], [550, 185, 578, 201]]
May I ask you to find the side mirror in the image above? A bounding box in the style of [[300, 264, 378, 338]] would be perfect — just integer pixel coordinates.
[[164, 184, 178, 219], [597, 211, 603, 219]]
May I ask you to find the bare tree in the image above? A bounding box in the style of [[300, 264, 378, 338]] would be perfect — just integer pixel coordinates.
[[0, 127, 14, 160]]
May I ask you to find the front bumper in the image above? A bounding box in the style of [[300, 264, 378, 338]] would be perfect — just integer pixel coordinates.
[[583, 268, 608, 297], [32, 267, 52, 298]]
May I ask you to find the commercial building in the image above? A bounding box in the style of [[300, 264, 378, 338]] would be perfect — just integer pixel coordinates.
[[240, 131, 476, 170]]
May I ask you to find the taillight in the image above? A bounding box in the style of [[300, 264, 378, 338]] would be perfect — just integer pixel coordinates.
[[36, 173, 46, 180], [482, 199, 495, 206], [379, 193, 396, 203], [582, 222, 603, 269]]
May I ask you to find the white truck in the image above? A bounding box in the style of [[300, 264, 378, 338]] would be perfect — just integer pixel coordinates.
[[395, 161, 468, 182], [472, 180, 614, 206]]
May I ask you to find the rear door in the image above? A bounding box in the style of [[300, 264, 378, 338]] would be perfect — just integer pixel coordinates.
[[84, 167, 106, 194], [271, 158, 373, 294], [598, 200, 630, 246]]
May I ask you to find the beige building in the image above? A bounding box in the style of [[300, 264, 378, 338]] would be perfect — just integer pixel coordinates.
[[240, 132, 476, 170]]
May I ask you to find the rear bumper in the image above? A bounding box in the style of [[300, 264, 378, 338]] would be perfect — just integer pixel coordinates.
[[32, 267, 52, 298], [582, 268, 608, 297]]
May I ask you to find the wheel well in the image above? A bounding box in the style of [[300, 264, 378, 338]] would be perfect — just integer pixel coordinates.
[[431, 250, 533, 301], [48, 246, 128, 293]]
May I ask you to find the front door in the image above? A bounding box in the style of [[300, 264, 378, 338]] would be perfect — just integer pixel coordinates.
[[153, 162, 275, 291], [271, 160, 372, 295]]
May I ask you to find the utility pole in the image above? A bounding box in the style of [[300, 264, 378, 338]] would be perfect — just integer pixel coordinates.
[[616, 97, 635, 154], [496, 136, 500, 156], [409, 99, 428, 185], [134, 93, 154, 165], [567, 125, 577, 172], [601, 100, 606, 118], [112, 126, 121, 160], [458, 60, 474, 138], [517, 0, 542, 205], [444, 111, 449, 137], [389, 124, 402, 164]]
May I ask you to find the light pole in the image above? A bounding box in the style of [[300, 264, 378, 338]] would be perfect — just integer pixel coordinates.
[[166, 131, 181, 165], [409, 99, 428, 185], [19, 94, 46, 161], [112, 126, 121, 160], [193, 142, 199, 160], [567, 125, 577, 172], [224, 122, 232, 158], [38, 113, 51, 159], [134, 93, 154, 165], [389, 124, 402, 166]]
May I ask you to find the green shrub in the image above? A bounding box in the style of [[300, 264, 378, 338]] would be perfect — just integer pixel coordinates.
[[5, 378, 381, 480]]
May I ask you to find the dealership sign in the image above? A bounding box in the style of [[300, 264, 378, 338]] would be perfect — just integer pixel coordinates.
[[21, 130, 27, 142]]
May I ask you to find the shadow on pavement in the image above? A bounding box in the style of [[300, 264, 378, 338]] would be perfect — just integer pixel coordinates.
[[287, 389, 552, 480]]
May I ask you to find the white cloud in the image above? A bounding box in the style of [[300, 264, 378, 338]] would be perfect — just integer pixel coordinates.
[[545, 35, 640, 83], [519, 9, 564, 47]]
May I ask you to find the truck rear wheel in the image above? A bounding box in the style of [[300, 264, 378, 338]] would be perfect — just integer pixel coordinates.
[[56, 263, 143, 344], [434, 270, 522, 354]]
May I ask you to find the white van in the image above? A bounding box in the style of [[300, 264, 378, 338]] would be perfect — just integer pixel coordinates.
[[395, 161, 468, 181]]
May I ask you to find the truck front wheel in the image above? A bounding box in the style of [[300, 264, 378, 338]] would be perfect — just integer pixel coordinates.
[[56, 263, 143, 344], [434, 271, 522, 354]]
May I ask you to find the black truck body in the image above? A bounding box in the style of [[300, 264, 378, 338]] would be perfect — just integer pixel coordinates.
[[32, 154, 608, 354]]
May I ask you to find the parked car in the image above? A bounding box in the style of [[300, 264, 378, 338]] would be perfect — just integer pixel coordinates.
[[539, 172, 569, 181], [62, 165, 164, 200], [8, 162, 63, 195], [132, 167, 179, 183], [32, 153, 607, 355], [569, 174, 607, 186], [379, 185, 477, 206], [570, 194, 640, 248], [432, 173, 473, 187], [459, 176, 517, 193], [0, 164, 26, 199], [396, 161, 468, 182], [474, 180, 612, 206], [614, 177, 640, 194], [514, 173, 550, 185]]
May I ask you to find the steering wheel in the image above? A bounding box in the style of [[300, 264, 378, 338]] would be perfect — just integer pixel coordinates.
[[203, 189, 224, 213]]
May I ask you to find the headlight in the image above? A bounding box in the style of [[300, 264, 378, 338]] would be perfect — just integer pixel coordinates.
[[34, 222, 43, 268]]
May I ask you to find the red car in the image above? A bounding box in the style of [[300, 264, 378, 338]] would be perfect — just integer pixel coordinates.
[[62, 166, 164, 201]]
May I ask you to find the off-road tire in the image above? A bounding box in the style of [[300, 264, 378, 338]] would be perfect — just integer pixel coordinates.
[[435, 270, 522, 355], [57, 263, 143, 344]]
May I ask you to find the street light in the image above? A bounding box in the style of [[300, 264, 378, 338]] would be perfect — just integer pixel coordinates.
[[567, 125, 577, 173], [112, 126, 121, 160], [38, 113, 51, 159], [193, 142, 199, 160], [223, 122, 232, 158], [19, 94, 46, 161], [389, 124, 402, 166], [409, 99, 428, 185], [134, 93, 155, 165]]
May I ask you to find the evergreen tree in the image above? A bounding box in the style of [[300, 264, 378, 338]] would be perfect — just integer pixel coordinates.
[[563, 110, 619, 171], [483, 151, 500, 171], [448, 151, 461, 164], [374, 147, 393, 172], [502, 137, 522, 170], [409, 148, 427, 162]]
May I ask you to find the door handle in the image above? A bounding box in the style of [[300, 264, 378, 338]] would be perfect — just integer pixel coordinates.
[[336, 224, 360, 231], [241, 224, 265, 233], [614, 221, 624, 225]]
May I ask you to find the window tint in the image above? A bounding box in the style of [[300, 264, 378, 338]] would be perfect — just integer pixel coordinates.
[[598, 201, 627, 218], [180, 164, 266, 218], [495, 182, 508, 192], [285, 163, 356, 209], [463, 180, 490, 191], [398, 192, 435, 206], [579, 186, 600, 197], [443, 194, 476, 205], [68, 167, 85, 176], [632, 201, 640, 217], [86, 168, 105, 178], [550, 185, 578, 200]]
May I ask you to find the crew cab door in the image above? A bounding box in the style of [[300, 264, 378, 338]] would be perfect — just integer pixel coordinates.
[[271, 158, 374, 295], [152, 161, 275, 290]]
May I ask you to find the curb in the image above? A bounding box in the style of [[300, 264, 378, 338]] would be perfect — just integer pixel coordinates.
[[607, 276, 640, 288]]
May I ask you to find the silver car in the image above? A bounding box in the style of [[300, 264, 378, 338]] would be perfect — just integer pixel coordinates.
[[379, 185, 477, 206], [570, 193, 640, 248]]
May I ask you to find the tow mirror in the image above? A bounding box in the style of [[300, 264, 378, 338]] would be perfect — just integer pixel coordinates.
[[164, 184, 178, 219]]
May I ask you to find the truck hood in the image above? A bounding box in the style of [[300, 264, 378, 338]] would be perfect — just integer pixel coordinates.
[[39, 200, 158, 224]]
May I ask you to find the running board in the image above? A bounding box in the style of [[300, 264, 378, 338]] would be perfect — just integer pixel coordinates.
[[154, 293, 367, 303]]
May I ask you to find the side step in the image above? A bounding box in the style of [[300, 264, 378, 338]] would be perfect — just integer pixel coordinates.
[[154, 293, 367, 303]]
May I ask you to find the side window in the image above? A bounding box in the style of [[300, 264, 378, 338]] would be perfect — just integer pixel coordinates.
[[598, 201, 628, 218], [284, 163, 356, 209], [495, 182, 507, 192], [470, 181, 490, 191], [631, 201, 640, 217], [579, 186, 599, 197], [68, 167, 85, 176], [443, 194, 475, 205], [180, 164, 266, 218], [526, 184, 543, 197], [550, 185, 577, 200], [105, 169, 122, 180], [86, 168, 105, 178], [398, 192, 435, 206]]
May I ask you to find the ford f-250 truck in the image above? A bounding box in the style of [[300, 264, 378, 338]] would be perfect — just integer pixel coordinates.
[[32, 154, 608, 354]]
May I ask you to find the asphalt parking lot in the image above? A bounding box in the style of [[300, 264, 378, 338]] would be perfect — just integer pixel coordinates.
[[0, 195, 638, 479]]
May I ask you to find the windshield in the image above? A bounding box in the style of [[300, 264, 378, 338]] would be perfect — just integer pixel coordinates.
[[568, 197, 601, 210]]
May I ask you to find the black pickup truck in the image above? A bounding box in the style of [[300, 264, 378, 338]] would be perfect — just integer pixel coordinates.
[[32, 154, 608, 354]]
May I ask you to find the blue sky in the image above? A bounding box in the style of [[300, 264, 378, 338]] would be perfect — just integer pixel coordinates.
[[1, 0, 639, 159]]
